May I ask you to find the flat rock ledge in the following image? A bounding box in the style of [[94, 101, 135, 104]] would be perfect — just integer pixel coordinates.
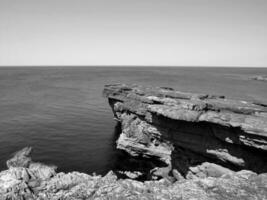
[[1, 147, 267, 200], [103, 84, 267, 177]]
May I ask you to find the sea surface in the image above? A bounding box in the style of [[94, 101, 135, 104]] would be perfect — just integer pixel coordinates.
[[0, 67, 266, 175]]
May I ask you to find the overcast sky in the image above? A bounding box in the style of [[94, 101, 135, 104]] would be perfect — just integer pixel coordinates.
[[0, 0, 266, 67]]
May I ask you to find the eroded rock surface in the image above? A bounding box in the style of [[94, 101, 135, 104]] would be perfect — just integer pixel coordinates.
[[103, 84, 267, 177], [0, 147, 266, 200]]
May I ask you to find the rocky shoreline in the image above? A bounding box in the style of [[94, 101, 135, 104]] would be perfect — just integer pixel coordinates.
[[0, 83, 267, 199], [0, 147, 266, 199]]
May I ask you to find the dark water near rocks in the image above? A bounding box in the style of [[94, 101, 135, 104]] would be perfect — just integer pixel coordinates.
[[0, 67, 266, 175]]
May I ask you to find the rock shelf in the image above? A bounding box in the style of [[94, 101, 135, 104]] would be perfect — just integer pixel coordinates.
[[103, 84, 267, 177]]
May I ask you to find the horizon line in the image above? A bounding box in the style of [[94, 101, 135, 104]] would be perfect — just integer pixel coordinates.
[[0, 65, 266, 68]]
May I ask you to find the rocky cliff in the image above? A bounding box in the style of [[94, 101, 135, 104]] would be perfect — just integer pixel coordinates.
[[0, 83, 267, 199], [103, 83, 267, 179]]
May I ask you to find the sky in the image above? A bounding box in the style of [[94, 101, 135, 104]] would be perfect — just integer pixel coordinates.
[[0, 0, 266, 67]]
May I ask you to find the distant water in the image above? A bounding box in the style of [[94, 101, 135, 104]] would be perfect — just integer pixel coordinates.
[[0, 67, 266, 175]]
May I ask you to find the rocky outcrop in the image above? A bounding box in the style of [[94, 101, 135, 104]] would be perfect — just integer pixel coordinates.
[[0, 147, 267, 199], [103, 84, 267, 178], [251, 75, 267, 82]]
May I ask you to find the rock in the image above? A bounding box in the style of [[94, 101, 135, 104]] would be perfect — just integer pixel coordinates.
[[187, 162, 234, 179], [250, 75, 267, 82], [0, 168, 35, 199], [0, 147, 267, 199], [0, 169, 22, 191], [6, 147, 32, 168], [172, 169, 185, 182], [28, 162, 57, 180], [103, 84, 267, 174], [118, 171, 143, 179], [150, 165, 172, 179]]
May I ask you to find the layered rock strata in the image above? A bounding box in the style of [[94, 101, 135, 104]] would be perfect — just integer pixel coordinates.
[[103, 84, 267, 178], [1, 147, 266, 199]]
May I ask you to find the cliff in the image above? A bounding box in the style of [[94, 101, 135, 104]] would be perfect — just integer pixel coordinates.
[[103, 83, 267, 178], [0, 83, 267, 199]]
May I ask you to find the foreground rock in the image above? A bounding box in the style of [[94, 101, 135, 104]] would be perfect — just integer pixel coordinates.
[[103, 84, 267, 177], [0, 147, 266, 199]]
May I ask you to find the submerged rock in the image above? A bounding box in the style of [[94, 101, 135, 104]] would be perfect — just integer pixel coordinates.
[[0, 147, 266, 199]]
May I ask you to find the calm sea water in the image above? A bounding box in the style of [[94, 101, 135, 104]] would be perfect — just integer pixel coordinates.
[[0, 67, 266, 175]]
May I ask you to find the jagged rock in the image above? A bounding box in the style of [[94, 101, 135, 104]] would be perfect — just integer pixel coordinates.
[[28, 162, 57, 180], [0, 148, 267, 199], [103, 84, 267, 175], [6, 147, 32, 168], [118, 171, 143, 179]]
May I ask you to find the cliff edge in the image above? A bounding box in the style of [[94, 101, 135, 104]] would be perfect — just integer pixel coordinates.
[[103, 83, 267, 178]]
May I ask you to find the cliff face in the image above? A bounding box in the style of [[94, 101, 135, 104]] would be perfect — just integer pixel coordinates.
[[103, 84, 267, 178]]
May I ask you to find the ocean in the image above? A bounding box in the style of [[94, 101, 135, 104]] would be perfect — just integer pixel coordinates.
[[0, 67, 266, 175]]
